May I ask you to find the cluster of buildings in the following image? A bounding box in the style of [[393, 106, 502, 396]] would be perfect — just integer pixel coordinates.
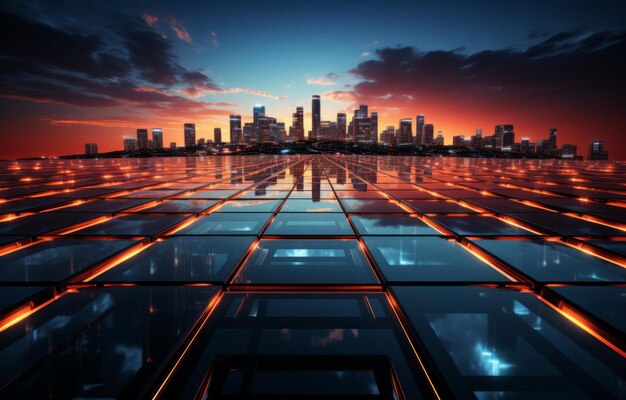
[[81, 95, 608, 160]]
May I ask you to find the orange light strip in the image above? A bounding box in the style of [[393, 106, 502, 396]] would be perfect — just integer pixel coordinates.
[[53, 215, 112, 235], [0, 293, 64, 333], [538, 296, 626, 358], [385, 292, 442, 400], [561, 240, 626, 269], [152, 290, 224, 399], [81, 241, 152, 282]]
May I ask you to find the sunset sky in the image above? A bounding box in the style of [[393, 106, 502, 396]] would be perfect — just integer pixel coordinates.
[[1, 0, 625, 159]]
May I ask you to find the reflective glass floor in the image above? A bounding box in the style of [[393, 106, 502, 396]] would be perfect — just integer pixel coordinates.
[[0, 155, 625, 399]]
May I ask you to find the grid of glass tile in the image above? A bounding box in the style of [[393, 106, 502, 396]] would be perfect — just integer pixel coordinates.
[[0, 155, 625, 399]]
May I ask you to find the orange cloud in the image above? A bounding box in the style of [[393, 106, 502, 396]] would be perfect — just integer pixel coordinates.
[[167, 17, 192, 43]]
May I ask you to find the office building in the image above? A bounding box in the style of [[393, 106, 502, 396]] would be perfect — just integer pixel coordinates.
[[230, 114, 242, 144], [397, 118, 413, 144], [253, 105, 265, 126], [311, 95, 321, 139], [152, 128, 163, 149], [588, 141, 608, 160], [434, 131, 444, 146], [494, 125, 514, 151], [214, 128, 222, 144], [371, 112, 378, 143], [137, 129, 148, 150], [548, 128, 557, 150], [415, 114, 425, 144], [337, 113, 347, 141], [289, 106, 305, 141], [561, 144, 578, 158], [124, 137, 137, 152], [84, 143, 98, 155], [184, 123, 196, 148]]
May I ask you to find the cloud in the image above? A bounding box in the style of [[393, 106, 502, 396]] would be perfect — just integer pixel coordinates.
[[306, 72, 339, 86], [210, 31, 219, 46], [166, 17, 192, 43], [224, 88, 287, 100], [141, 13, 158, 28], [322, 91, 357, 103], [361, 51, 370, 57]]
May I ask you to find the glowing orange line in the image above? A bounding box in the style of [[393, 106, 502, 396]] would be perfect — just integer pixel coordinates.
[[81, 241, 152, 282], [0, 293, 64, 333]]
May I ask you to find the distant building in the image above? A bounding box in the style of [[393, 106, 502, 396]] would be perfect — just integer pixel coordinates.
[[349, 108, 372, 143], [253, 104, 265, 126], [243, 123, 257, 143], [536, 140, 547, 155], [335, 113, 347, 141], [197, 138, 206, 146], [588, 141, 608, 160], [184, 123, 196, 147], [473, 128, 483, 148], [397, 118, 413, 144], [424, 124, 434, 146], [434, 131, 444, 146], [311, 95, 321, 139], [169, 142, 176, 149], [521, 138, 533, 153], [561, 144, 578, 158], [548, 128, 557, 150], [415, 114, 425, 144], [124, 137, 137, 152], [370, 112, 378, 143], [381, 126, 396, 145], [494, 125, 514, 151], [84, 143, 98, 155], [230, 114, 242, 144], [214, 128, 222, 144], [289, 106, 305, 141], [152, 128, 163, 149], [452, 135, 465, 146], [137, 129, 148, 150]]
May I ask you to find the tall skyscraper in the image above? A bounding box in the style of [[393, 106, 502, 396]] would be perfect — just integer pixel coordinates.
[[370, 112, 378, 143], [289, 106, 305, 141], [359, 104, 368, 118], [434, 130, 444, 146], [424, 124, 434, 146], [548, 128, 557, 150], [337, 113, 347, 141], [84, 143, 98, 155], [152, 128, 163, 149], [415, 114, 425, 144], [214, 128, 222, 144], [253, 105, 265, 126], [312, 95, 321, 139], [230, 114, 242, 144], [397, 118, 413, 144], [184, 123, 196, 148], [124, 137, 137, 152], [136, 129, 148, 150], [494, 125, 514, 150], [588, 141, 608, 160]]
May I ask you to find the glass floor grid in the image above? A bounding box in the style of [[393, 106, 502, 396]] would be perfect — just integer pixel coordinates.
[[0, 155, 625, 399]]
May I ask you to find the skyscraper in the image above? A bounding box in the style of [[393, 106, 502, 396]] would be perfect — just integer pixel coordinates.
[[253, 105, 265, 126], [415, 114, 425, 144], [230, 114, 242, 144], [434, 130, 444, 146], [359, 104, 368, 118], [124, 137, 137, 152], [370, 112, 378, 143], [548, 128, 557, 150], [84, 143, 98, 155], [494, 124, 514, 150], [214, 128, 222, 144], [152, 128, 163, 149], [397, 118, 413, 144], [337, 113, 347, 141], [137, 129, 148, 150], [424, 124, 434, 146], [588, 141, 608, 160], [312, 95, 321, 139], [184, 123, 196, 148], [289, 106, 305, 141]]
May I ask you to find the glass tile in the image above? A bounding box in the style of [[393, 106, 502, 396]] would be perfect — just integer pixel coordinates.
[[0, 212, 105, 236], [136, 199, 217, 213], [181, 189, 239, 199], [430, 215, 537, 236], [341, 199, 408, 213], [214, 199, 282, 213], [351, 214, 440, 235], [364, 236, 510, 282], [72, 214, 187, 236], [177, 213, 272, 235], [280, 199, 343, 213], [233, 239, 378, 284], [50, 198, 152, 213], [474, 239, 626, 283], [0, 286, 219, 399], [505, 213, 625, 236], [264, 213, 354, 236], [237, 190, 290, 199], [393, 286, 626, 399], [404, 199, 478, 214], [0, 239, 137, 282]]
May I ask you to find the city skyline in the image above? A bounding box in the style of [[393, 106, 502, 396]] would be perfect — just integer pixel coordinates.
[[0, 1, 625, 159]]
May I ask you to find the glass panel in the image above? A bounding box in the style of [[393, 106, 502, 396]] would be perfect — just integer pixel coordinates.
[[280, 199, 343, 213], [405, 200, 478, 214], [0, 239, 137, 282], [364, 236, 510, 282], [505, 213, 624, 236], [177, 213, 271, 235], [0, 286, 219, 399], [136, 199, 217, 213], [341, 199, 408, 213], [264, 213, 354, 236], [233, 239, 378, 284], [351, 215, 440, 235], [72, 214, 187, 236], [393, 286, 626, 399], [430, 215, 537, 236], [0, 212, 105, 236], [474, 239, 626, 282], [214, 199, 281, 213]]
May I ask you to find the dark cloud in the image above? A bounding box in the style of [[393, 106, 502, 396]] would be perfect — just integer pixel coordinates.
[[0, 10, 222, 114], [345, 31, 626, 107]]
